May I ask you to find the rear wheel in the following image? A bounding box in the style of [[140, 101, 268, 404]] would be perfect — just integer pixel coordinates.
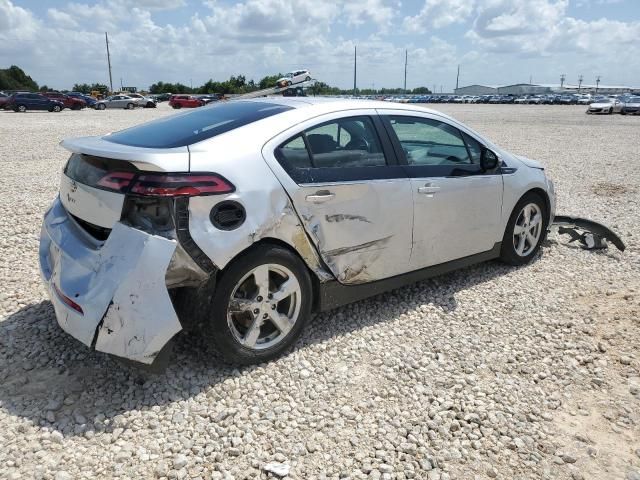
[[52, 105, 61, 112], [500, 193, 547, 266], [305, 76, 311, 81], [205, 245, 312, 365], [17, 105, 27, 113], [173, 104, 181, 109], [126, 103, 134, 109], [97, 103, 106, 110]]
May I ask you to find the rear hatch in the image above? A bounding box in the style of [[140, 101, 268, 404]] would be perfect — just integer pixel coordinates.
[[59, 135, 190, 236]]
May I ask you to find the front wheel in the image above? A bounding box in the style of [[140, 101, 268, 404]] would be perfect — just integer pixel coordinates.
[[205, 245, 313, 365], [97, 103, 106, 110], [608, 108, 613, 114], [52, 105, 61, 112], [173, 104, 181, 109], [17, 105, 27, 113], [500, 193, 547, 266]]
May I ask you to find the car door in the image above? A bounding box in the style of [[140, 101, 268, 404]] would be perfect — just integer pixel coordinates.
[[262, 111, 413, 284], [379, 110, 503, 269]]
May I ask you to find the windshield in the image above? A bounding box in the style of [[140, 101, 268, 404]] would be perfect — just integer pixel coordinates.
[[628, 97, 640, 102], [105, 101, 293, 148]]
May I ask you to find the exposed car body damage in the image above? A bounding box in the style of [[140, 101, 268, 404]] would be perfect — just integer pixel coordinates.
[[553, 215, 626, 252], [40, 199, 183, 364]]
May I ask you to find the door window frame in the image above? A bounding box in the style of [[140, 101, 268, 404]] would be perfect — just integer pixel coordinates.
[[379, 113, 502, 178], [273, 113, 406, 184]]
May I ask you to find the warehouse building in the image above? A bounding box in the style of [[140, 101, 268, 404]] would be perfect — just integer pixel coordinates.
[[497, 84, 551, 95], [453, 84, 498, 95]]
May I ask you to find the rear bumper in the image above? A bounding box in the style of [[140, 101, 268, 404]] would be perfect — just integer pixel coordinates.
[[39, 197, 183, 364]]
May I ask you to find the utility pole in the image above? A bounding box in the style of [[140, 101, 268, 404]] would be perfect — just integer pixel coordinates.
[[120, 77, 123, 90], [404, 49, 408, 93], [578, 74, 583, 92], [560, 73, 566, 89], [455, 64, 460, 91], [353, 45, 357, 95], [596, 76, 601, 93], [105, 32, 113, 93], [529, 74, 532, 85]]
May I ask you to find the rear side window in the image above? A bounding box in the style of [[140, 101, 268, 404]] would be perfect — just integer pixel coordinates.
[[105, 101, 292, 148]]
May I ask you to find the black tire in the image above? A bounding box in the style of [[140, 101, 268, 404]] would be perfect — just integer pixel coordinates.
[[204, 245, 313, 365], [621, 110, 627, 115], [52, 105, 61, 112], [173, 104, 181, 109], [499, 192, 548, 266], [126, 103, 134, 110], [305, 76, 311, 81], [97, 103, 106, 110], [608, 108, 613, 114], [17, 105, 27, 113]]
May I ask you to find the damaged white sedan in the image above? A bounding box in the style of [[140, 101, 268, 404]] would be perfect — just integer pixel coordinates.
[[40, 98, 556, 366]]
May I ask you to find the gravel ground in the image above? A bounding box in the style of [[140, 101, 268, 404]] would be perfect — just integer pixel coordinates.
[[0, 104, 638, 480]]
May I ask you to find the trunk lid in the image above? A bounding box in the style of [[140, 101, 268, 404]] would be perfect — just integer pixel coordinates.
[[59, 136, 189, 232]]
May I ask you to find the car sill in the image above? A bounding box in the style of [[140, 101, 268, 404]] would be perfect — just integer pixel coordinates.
[[318, 242, 502, 311]]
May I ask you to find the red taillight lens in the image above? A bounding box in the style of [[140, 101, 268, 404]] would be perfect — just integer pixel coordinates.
[[97, 171, 136, 192], [53, 284, 84, 315], [95, 172, 234, 197], [130, 174, 235, 197]]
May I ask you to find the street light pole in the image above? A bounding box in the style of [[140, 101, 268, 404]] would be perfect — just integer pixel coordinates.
[[596, 76, 601, 94], [578, 75, 583, 92]]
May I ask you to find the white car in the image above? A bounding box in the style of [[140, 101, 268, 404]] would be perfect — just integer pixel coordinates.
[[276, 69, 311, 88], [126, 93, 157, 108], [95, 95, 143, 110], [586, 97, 623, 114], [39, 98, 555, 366]]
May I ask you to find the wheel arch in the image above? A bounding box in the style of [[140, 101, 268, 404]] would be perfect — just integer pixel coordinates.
[[521, 187, 551, 224], [216, 237, 328, 312]]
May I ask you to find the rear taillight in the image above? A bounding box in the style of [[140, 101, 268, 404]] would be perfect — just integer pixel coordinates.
[[53, 284, 84, 315], [97, 171, 136, 192], [96, 172, 234, 197]]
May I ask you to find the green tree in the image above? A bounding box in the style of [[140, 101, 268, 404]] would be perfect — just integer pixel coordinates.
[[72, 83, 92, 93], [0, 65, 39, 91], [411, 86, 432, 94]]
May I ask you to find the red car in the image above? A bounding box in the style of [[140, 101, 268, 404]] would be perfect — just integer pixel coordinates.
[[43, 92, 86, 110], [169, 95, 204, 109], [0, 92, 9, 110]]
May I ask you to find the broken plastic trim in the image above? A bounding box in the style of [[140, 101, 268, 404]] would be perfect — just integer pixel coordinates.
[[552, 215, 625, 252]]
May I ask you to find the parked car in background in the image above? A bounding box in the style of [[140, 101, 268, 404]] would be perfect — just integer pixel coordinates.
[[277, 70, 312, 88], [153, 93, 172, 102], [40, 98, 555, 366], [127, 93, 157, 108], [67, 92, 98, 108], [621, 96, 640, 115], [0, 92, 9, 109], [6, 93, 65, 112], [586, 97, 623, 114], [95, 95, 140, 110], [558, 95, 578, 105], [169, 95, 205, 109], [576, 94, 592, 105], [43, 92, 86, 110]]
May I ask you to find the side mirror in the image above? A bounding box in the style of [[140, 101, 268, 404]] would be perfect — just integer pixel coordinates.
[[480, 148, 499, 171]]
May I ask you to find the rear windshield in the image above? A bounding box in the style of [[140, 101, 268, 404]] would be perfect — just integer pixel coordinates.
[[104, 101, 293, 148]]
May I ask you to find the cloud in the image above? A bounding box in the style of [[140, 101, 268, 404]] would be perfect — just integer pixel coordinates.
[[403, 0, 475, 31], [344, 0, 396, 30]]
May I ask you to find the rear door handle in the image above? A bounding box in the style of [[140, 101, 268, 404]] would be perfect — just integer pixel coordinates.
[[418, 184, 440, 194], [305, 190, 335, 203]]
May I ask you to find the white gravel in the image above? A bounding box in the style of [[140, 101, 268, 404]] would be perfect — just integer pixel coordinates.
[[0, 104, 638, 480]]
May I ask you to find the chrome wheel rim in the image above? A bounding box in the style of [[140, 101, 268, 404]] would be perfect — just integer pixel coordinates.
[[513, 203, 543, 257], [227, 264, 301, 350]]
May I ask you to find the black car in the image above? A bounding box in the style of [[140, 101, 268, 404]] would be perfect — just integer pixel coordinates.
[[6, 93, 65, 112]]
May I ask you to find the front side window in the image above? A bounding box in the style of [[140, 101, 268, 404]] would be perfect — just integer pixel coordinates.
[[387, 116, 471, 166]]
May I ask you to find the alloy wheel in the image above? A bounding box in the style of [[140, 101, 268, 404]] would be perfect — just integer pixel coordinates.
[[227, 264, 302, 350], [513, 203, 543, 257]]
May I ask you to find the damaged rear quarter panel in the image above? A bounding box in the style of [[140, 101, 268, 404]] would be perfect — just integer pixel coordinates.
[[187, 140, 332, 281]]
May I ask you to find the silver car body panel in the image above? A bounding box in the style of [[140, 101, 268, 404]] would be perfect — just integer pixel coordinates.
[[42, 97, 556, 364], [258, 107, 413, 283], [59, 173, 124, 228], [39, 198, 181, 364]]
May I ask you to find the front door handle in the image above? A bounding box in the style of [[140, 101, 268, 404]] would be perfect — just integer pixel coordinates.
[[417, 184, 440, 195], [305, 190, 335, 203]]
